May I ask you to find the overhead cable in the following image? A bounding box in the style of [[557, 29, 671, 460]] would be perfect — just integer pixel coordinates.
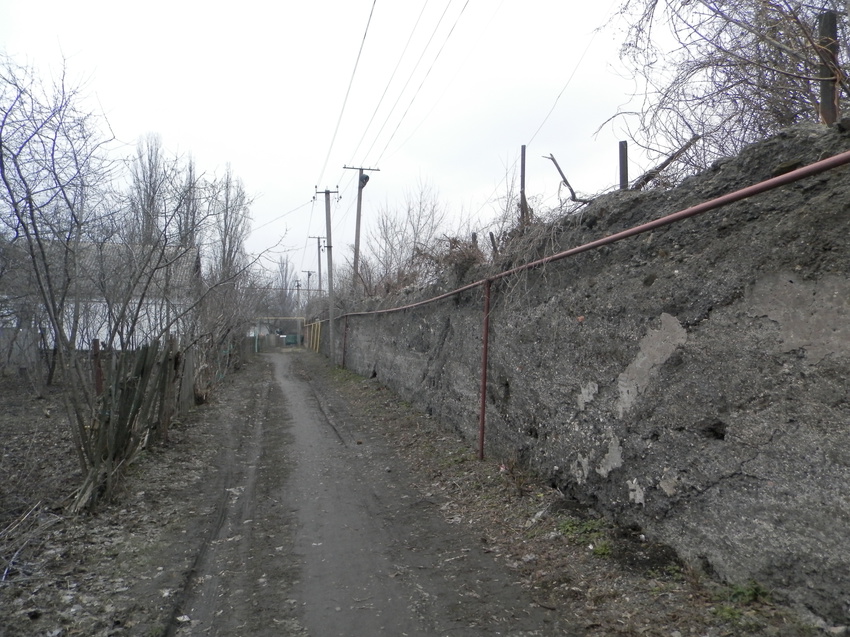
[[360, 0, 456, 165], [252, 200, 313, 233], [314, 0, 379, 190], [526, 11, 609, 146], [345, 1, 432, 167], [374, 0, 471, 165], [385, 0, 507, 160]]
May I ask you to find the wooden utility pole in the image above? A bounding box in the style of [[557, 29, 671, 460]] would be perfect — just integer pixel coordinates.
[[343, 165, 380, 294], [818, 10, 840, 125], [301, 270, 314, 302], [309, 236, 324, 294], [317, 188, 339, 364]]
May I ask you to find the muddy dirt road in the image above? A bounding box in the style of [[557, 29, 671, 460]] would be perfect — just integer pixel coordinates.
[[173, 351, 567, 636], [0, 350, 809, 637]]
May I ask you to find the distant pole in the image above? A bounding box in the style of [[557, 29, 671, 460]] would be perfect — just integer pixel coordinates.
[[319, 188, 339, 364], [619, 141, 629, 190], [520, 145, 529, 224], [818, 10, 840, 125], [301, 270, 314, 302], [343, 165, 380, 294], [309, 236, 324, 294]]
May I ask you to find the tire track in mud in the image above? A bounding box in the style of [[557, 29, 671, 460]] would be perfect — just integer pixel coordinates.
[[165, 370, 306, 636]]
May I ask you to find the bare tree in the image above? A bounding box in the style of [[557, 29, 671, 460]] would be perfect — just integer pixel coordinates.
[[0, 56, 125, 504], [190, 165, 255, 391], [357, 180, 450, 296], [207, 164, 251, 280], [0, 56, 262, 510], [271, 255, 299, 315], [614, 0, 848, 185]]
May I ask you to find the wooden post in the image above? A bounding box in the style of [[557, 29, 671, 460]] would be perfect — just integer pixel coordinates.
[[520, 145, 529, 224], [157, 338, 177, 443], [818, 10, 840, 125], [309, 236, 324, 294], [619, 141, 629, 190], [92, 339, 104, 396]]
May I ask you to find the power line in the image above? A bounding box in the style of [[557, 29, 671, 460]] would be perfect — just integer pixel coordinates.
[[373, 0, 471, 165], [384, 0, 507, 161], [298, 198, 319, 273], [359, 0, 456, 165], [345, 0, 432, 167], [251, 200, 313, 233], [526, 15, 607, 146], [314, 0, 379, 190]]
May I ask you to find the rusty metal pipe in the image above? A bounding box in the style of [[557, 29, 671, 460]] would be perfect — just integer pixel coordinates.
[[335, 147, 850, 460]]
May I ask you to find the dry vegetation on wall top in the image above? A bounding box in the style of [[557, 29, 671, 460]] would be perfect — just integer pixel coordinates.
[[475, 123, 850, 283]]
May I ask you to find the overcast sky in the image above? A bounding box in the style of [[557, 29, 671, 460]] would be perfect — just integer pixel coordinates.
[[0, 0, 642, 280]]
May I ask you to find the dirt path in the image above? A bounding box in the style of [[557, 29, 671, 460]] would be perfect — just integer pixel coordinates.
[[0, 350, 810, 637], [172, 351, 571, 636]]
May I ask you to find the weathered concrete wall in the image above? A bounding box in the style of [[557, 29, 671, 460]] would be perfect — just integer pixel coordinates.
[[338, 123, 850, 625]]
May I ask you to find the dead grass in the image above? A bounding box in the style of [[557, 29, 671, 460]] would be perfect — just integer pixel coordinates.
[[323, 362, 820, 637]]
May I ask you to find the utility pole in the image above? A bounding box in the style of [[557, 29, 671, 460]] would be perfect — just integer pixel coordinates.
[[343, 165, 380, 294], [309, 236, 324, 294], [316, 188, 338, 364], [301, 270, 314, 302]]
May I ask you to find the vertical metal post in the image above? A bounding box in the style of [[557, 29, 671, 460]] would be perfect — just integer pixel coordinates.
[[818, 10, 840, 125], [619, 141, 629, 190], [478, 279, 492, 461], [520, 145, 529, 224]]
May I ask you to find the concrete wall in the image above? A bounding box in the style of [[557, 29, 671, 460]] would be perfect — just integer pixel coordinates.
[[338, 124, 850, 625]]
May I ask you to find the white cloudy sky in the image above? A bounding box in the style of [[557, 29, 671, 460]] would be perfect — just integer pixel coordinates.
[[0, 0, 643, 279]]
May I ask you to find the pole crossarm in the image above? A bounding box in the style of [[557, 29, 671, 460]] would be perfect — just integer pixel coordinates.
[[343, 165, 380, 172]]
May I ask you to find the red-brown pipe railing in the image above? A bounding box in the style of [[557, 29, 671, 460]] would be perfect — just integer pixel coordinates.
[[338, 148, 850, 459]]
